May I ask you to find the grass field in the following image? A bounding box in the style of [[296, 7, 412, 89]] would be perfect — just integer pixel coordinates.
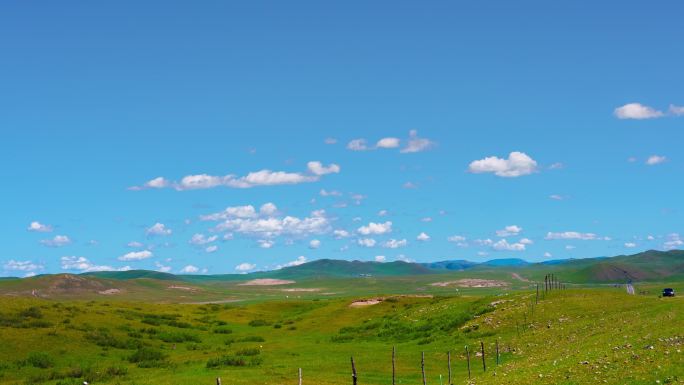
[[0, 278, 682, 385]]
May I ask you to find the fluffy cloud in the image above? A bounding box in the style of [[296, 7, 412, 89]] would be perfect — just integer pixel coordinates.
[[333, 229, 351, 239], [416, 232, 430, 241], [155, 262, 172, 273], [519, 238, 534, 245], [309, 239, 321, 249], [357, 221, 392, 235], [469, 152, 538, 177], [119, 250, 153, 261], [132, 162, 340, 191], [448, 235, 467, 242], [401, 130, 435, 153], [27, 221, 52, 232], [670, 104, 684, 116], [127, 241, 145, 248], [324, 137, 338, 145], [549, 194, 565, 201], [189, 233, 218, 245], [614, 103, 664, 119], [205, 245, 218, 253], [347, 139, 369, 151], [320, 189, 342, 197], [307, 161, 341, 176], [545, 232, 609, 241], [663, 233, 683, 250], [40, 235, 72, 247], [61, 256, 129, 272], [543, 252, 552, 258], [374, 255, 386, 263], [624, 242, 637, 248], [496, 225, 522, 237], [3, 260, 44, 273], [376, 137, 400, 148], [146, 223, 172, 236], [357, 238, 377, 248], [277, 256, 307, 269], [258, 240, 275, 249], [646, 155, 666, 165], [492, 239, 526, 251], [180, 265, 200, 274], [235, 262, 256, 272], [383, 239, 408, 249]]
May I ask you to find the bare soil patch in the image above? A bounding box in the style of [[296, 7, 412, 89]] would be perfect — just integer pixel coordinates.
[[168, 285, 199, 291], [280, 288, 321, 292], [98, 288, 121, 295], [239, 279, 296, 286], [349, 298, 384, 307]]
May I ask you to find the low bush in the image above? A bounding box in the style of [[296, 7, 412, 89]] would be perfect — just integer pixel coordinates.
[[26, 352, 54, 369], [248, 319, 270, 327]]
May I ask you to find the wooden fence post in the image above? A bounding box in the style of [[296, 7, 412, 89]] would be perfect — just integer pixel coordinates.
[[421, 351, 427, 385], [447, 350, 452, 385], [465, 345, 471, 379], [392, 346, 396, 385], [496, 340, 500, 366], [299, 368, 302, 385], [351, 356, 357, 385], [480, 341, 486, 372], [536, 284, 539, 304], [216, 378, 221, 385]]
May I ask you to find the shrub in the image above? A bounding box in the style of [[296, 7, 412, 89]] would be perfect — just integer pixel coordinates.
[[19, 307, 43, 319], [157, 331, 201, 343], [26, 352, 54, 368], [248, 319, 270, 327], [206, 355, 246, 368], [213, 327, 233, 334], [128, 348, 167, 365], [235, 348, 260, 356]]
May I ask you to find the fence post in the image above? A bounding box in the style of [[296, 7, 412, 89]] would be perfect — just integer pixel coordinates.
[[392, 346, 396, 385], [465, 345, 471, 379], [299, 368, 302, 385], [216, 378, 221, 385], [536, 284, 539, 304], [421, 351, 427, 385], [447, 350, 451, 385], [480, 341, 486, 372], [496, 340, 500, 366], [351, 356, 357, 385]]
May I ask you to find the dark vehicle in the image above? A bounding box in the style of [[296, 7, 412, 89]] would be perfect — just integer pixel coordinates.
[[662, 288, 675, 297]]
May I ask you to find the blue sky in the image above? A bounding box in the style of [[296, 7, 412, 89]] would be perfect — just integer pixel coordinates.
[[1, 1, 683, 276]]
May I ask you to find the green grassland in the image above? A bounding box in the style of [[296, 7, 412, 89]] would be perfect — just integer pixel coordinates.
[[0, 280, 682, 385]]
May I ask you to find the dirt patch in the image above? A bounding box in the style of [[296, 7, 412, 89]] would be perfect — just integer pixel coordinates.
[[239, 279, 296, 286], [98, 288, 121, 295], [280, 288, 321, 292], [168, 285, 199, 291], [349, 298, 384, 307], [431, 279, 509, 288], [511, 273, 529, 282]]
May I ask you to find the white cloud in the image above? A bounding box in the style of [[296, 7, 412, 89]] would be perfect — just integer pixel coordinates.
[[127, 241, 145, 248], [565, 245, 576, 250], [376, 137, 401, 149], [378, 210, 389, 217], [27, 221, 52, 232], [403, 181, 418, 189], [400, 130, 435, 153], [469, 152, 538, 177], [309, 239, 321, 249], [670, 104, 684, 116], [549, 194, 565, 201], [624, 242, 637, 248], [40, 235, 72, 247], [374, 255, 386, 263], [155, 262, 172, 273], [333, 229, 351, 239], [496, 225, 522, 237], [145, 177, 170, 188], [383, 239, 408, 249], [3, 260, 43, 272], [448, 235, 466, 242], [277, 256, 307, 269], [61, 256, 129, 272], [324, 137, 338, 145], [614, 103, 664, 119], [647, 235, 655, 241], [492, 239, 526, 251], [180, 265, 200, 274], [357, 221, 392, 235], [421, 217, 433, 222], [205, 245, 218, 253], [347, 139, 369, 151], [189, 233, 218, 245], [474, 238, 494, 246], [320, 189, 342, 197], [260, 203, 278, 216], [258, 240, 275, 249], [416, 232, 430, 242], [235, 262, 256, 272], [545, 231, 609, 241], [307, 161, 341, 176], [646, 155, 666, 166], [119, 250, 153, 261], [663, 233, 683, 250], [357, 238, 377, 248], [548, 162, 564, 170], [146, 223, 172, 236], [519, 238, 534, 245], [543, 252, 552, 258]]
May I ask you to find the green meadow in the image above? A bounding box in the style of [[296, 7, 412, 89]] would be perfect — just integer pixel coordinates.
[[0, 278, 682, 385]]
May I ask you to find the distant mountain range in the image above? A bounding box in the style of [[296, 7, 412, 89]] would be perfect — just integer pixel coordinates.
[[4, 250, 684, 284]]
